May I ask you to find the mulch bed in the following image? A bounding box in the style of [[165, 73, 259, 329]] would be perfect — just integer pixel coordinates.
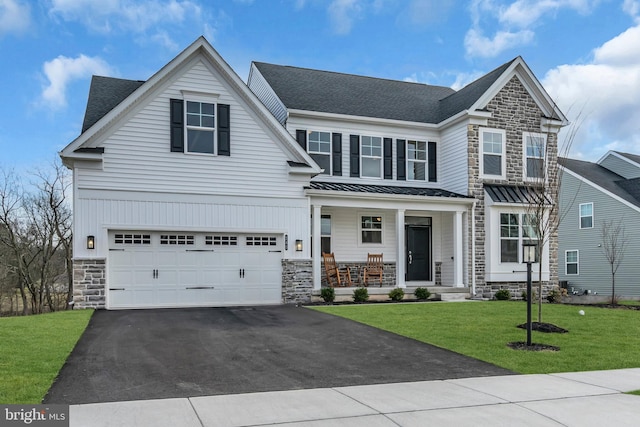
[[516, 322, 568, 333], [507, 341, 560, 352]]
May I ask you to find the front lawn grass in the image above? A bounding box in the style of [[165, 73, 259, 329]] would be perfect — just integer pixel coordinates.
[[312, 301, 640, 374], [0, 310, 93, 403]]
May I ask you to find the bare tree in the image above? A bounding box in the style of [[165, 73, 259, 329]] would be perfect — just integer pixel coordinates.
[[600, 219, 629, 305], [524, 112, 582, 322], [0, 161, 73, 315]]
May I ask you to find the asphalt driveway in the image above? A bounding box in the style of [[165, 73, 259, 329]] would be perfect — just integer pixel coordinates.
[[44, 305, 513, 404]]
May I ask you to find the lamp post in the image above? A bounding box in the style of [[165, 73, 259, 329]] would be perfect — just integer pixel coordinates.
[[523, 242, 536, 346]]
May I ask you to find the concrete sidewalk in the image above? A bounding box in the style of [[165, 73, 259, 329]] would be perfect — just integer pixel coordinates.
[[70, 368, 640, 426]]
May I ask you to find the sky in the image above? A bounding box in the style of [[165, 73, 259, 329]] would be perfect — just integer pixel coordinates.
[[1, 0, 639, 174]]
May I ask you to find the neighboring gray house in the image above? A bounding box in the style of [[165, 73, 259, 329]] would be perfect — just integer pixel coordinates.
[[558, 151, 640, 297]]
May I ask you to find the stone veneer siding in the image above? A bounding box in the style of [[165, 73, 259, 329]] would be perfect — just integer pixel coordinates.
[[467, 76, 559, 299], [73, 258, 106, 309], [282, 259, 313, 304]]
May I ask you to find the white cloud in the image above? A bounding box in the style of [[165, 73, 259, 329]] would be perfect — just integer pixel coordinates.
[[0, 0, 30, 36], [41, 54, 113, 110], [464, 28, 534, 58], [49, 0, 203, 48], [543, 23, 640, 160], [327, 0, 362, 35], [466, 0, 600, 58], [623, 0, 639, 20]]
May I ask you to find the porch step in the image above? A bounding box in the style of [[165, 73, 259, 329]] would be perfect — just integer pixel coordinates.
[[436, 292, 469, 301]]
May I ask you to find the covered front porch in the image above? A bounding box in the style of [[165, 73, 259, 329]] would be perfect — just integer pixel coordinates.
[[306, 182, 475, 292]]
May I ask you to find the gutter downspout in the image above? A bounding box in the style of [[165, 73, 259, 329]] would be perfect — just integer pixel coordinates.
[[471, 200, 476, 297]]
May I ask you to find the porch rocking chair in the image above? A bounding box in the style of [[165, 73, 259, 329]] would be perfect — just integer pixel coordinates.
[[322, 252, 352, 287], [363, 253, 384, 287]]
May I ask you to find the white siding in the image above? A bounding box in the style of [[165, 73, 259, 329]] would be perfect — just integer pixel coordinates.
[[74, 190, 310, 260], [247, 64, 288, 125], [77, 57, 305, 199], [440, 122, 469, 195], [321, 207, 397, 262], [287, 115, 446, 189]]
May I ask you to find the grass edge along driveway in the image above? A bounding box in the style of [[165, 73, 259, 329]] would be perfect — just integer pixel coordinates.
[[0, 310, 93, 404], [312, 301, 640, 374]]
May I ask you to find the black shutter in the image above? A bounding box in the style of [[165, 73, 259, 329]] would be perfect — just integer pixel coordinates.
[[428, 141, 437, 182], [296, 130, 307, 150], [332, 133, 342, 176], [170, 99, 184, 152], [350, 135, 360, 177], [217, 104, 230, 156], [383, 137, 393, 179], [397, 139, 406, 180]]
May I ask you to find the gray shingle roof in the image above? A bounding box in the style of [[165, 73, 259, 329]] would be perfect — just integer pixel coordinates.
[[559, 157, 640, 208], [253, 58, 517, 124], [617, 151, 640, 165], [308, 181, 470, 199], [82, 76, 145, 133]]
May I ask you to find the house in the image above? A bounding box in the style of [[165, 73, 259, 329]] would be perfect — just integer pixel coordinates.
[[60, 37, 567, 310], [558, 152, 640, 297]]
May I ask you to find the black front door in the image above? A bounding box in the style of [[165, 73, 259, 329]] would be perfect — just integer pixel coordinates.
[[406, 225, 431, 281]]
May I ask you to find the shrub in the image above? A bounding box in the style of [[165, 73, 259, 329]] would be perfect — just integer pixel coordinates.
[[320, 287, 335, 303], [546, 289, 562, 303], [388, 288, 405, 302], [414, 287, 431, 301], [353, 287, 369, 303], [494, 289, 511, 301]]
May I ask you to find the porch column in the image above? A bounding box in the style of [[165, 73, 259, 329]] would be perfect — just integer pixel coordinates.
[[396, 209, 406, 288], [453, 210, 464, 287], [312, 204, 322, 290]]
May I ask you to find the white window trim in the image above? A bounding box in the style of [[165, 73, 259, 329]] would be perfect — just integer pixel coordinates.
[[308, 130, 332, 175], [480, 128, 506, 179], [359, 213, 383, 245], [523, 132, 547, 182], [498, 212, 539, 264], [321, 214, 332, 253], [360, 136, 383, 179], [407, 140, 428, 182], [565, 250, 579, 275], [579, 202, 594, 229], [184, 98, 217, 156]]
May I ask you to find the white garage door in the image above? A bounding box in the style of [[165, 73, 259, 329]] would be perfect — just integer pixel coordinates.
[[108, 231, 283, 309]]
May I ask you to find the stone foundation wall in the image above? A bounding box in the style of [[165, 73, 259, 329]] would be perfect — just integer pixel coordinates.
[[478, 281, 557, 300], [282, 259, 313, 304], [73, 258, 106, 309], [321, 262, 397, 287]]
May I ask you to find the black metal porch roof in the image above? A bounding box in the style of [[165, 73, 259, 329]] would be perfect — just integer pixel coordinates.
[[307, 181, 471, 199], [484, 184, 552, 204]]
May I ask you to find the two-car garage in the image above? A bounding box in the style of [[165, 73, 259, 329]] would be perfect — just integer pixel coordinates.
[[107, 231, 283, 309]]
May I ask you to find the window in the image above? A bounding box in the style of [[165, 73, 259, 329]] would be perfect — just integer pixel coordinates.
[[480, 129, 505, 178], [407, 140, 427, 181], [321, 215, 331, 254], [206, 236, 238, 246], [160, 235, 195, 245], [361, 136, 382, 178], [566, 250, 579, 275], [579, 203, 593, 229], [499, 213, 539, 263], [185, 101, 215, 154], [246, 236, 277, 246], [309, 131, 331, 175], [500, 213, 519, 262], [114, 234, 151, 245], [361, 215, 382, 244], [524, 132, 546, 180]]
